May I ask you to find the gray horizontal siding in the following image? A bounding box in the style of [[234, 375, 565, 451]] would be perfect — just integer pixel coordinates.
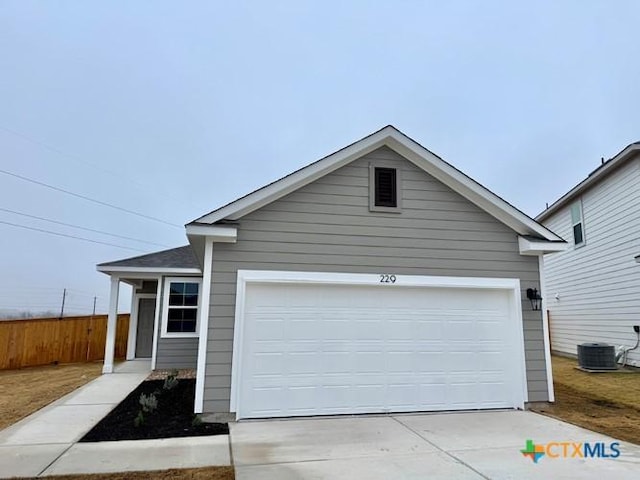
[[204, 146, 546, 413], [155, 337, 198, 369]]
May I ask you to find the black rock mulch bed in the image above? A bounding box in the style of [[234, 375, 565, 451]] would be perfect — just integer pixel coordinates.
[[80, 379, 228, 442]]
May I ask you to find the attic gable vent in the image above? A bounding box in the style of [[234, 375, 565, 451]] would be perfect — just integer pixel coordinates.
[[374, 168, 397, 207]]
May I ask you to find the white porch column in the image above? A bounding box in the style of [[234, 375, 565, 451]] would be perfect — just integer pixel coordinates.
[[103, 276, 120, 374]]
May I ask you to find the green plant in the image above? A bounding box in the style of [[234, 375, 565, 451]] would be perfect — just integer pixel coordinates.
[[192, 414, 203, 427], [163, 370, 179, 391], [139, 392, 158, 413], [134, 410, 145, 427]]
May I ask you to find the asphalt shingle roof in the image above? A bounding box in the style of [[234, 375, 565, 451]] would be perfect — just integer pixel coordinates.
[[98, 245, 199, 269]]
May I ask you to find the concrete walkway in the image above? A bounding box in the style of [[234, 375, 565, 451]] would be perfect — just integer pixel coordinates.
[[231, 411, 640, 480], [0, 360, 229, 478]]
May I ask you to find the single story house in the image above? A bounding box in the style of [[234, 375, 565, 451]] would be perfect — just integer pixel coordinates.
[[98, 126, 566, 420], [536, 141, 640, 367]]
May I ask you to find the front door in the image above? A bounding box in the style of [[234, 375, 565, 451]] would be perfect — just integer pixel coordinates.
[[135, 297, 155, 358]]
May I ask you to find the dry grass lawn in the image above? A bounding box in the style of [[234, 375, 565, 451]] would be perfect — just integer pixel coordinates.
[[531, 355, 640, 444], [0, 362, 102, 430], [15, 467, 235, 480]]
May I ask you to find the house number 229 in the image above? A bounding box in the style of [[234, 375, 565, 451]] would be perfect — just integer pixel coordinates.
[[379, 274, 396, 283]]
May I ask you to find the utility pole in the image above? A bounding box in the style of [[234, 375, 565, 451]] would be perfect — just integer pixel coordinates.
[[59, 288, 66, 319], [92, 296, 97, 316]]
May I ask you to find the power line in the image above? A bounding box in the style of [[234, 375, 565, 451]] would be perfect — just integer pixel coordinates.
[[0, 207, 172, 248], [0, 219, 146, 252], [0, 124, 201, 209], [0, 168, 182, 228]]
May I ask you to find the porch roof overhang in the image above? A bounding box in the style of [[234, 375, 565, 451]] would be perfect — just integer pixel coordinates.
[[97, 245, 202, 282]]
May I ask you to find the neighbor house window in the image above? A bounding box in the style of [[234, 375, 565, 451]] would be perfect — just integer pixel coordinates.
[[161, 278, 201, 337], [369, 163, 402, 212], [570, 200, 585, 247]]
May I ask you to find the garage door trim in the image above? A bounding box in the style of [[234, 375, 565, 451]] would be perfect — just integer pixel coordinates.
[[229, 270, 528, 417]]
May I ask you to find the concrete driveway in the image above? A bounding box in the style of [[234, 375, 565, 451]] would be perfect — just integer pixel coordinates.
[[231, 411, 640, 480]]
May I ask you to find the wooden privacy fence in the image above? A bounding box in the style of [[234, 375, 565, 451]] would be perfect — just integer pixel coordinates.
[[0, 314, 130, 370]]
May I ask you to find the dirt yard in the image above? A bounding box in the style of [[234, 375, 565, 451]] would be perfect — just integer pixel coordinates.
[[16, 467, 235, 480], [0, 362, 102, 429], [532, 355, 640, 444]]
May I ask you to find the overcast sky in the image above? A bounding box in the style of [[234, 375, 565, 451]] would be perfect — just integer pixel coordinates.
[[1, 1, 639, 315]]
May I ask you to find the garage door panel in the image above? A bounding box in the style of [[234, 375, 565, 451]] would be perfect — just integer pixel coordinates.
[[236, 280, 524, 419], [353, 385, 386, 408], [415, 321, 445, 340], [252, 352, 283, 375], [251, 318, 284, 340]]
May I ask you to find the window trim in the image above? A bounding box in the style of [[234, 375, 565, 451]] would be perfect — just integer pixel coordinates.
[[369, 162, 402, 213], [161, 276, 202, 338], [570, 200, 586, 248]]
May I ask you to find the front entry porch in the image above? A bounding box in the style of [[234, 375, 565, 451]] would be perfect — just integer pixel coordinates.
[[96, 247, 203, 374], [101, 276, 163, 374]]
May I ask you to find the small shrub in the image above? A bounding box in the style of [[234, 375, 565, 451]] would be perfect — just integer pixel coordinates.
[[163, 370, 180, 391], [134, 411, 145, 427], [192, 414, 203, 427], [139, 392, 158, 413]]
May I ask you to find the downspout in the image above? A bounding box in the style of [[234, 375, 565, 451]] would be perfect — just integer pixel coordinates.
[[616, 326, 640, 368]]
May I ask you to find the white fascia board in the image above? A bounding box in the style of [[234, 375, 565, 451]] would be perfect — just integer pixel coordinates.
[[192, 126, 561, 241], [195, 130, 391, 224], [518, 236, 568, 256], [96, 266, 201, 275], [185, 224, 237, 242], [537, 144, 640, 222], [386, 135, 563, 241]]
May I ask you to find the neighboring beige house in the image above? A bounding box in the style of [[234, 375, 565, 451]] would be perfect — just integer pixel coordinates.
[[98, 126, 565, 420], [537, 142, 640, 367]]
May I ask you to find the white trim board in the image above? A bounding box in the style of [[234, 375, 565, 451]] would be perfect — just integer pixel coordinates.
[[193, 126, 563, 243], [194, 238, 213, 413], [160, 276, 203, 339], [185, 224, 237, 241], [128, 293, 156, 361], [127, 293, 137, 361], [518, 236, 567, 255], [151, 278, 163, 370], [538, 255, 555, 402], [97, 266, 201, 275], [229, 270, 529, 418]]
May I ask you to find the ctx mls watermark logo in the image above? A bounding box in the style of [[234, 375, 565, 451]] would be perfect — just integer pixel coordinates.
[[521, 439, 621, 463]]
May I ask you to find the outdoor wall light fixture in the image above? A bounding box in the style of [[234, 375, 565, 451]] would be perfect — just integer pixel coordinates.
[[526, 288, 542, 311]]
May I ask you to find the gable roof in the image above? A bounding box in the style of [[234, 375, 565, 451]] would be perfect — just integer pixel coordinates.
[[190, 125, 563, 242], [97, 245, 200, 274], [536, 142, 640, 223]]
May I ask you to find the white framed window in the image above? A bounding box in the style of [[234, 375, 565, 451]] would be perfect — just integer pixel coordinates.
[[570, 200, 585, 247], [369, 162, 402, 213], [161, 277, 202, 338]]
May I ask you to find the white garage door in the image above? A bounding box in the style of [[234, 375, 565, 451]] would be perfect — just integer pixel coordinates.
[[232, 273, 526, 419]]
